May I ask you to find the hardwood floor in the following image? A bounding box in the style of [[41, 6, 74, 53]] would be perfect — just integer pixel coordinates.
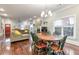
[[64, 43, 79, 55], [0, 39, 32, 55], [11, 39, 32, 55], [0, 38, 79, 55]]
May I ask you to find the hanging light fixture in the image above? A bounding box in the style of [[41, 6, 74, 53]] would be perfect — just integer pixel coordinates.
[[48, 10, 52, 16], [1, 13, 8, 16], [41, 11, 45, 17], [0, 8, 5, 12], [41, 5, 52, 17], [41, 10, 52, 17]]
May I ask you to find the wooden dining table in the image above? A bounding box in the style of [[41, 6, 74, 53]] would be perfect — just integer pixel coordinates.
[[37, 33, 61, 41]]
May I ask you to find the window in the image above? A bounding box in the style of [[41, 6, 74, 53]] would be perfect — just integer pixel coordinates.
[[63, 27, 73, 36], [55, 27, 62, 35], [54, 15, 75, 38]]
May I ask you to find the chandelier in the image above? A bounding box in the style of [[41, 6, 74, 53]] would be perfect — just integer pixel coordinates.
[[41, 9, 52, 17]]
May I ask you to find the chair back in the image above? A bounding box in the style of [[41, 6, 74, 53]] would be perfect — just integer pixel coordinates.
[[59, 36, 67, 50], [31, 32, 39, 43]]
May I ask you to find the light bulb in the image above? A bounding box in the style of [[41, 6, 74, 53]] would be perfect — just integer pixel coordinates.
[[48, 10, 52, 16], [45, 14, 48, 17], [1, 13, 8, 16], [41, 11, 45, 17], [0, 8, 5, 12]]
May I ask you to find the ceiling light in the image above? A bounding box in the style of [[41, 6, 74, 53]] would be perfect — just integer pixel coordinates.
[[41, 10, 52, 17], [41, 11, 45, 17], [0, 8, 5, 12], [45, 14, 48, 17], [34, 16, 36, 18], [50, 13, 53, 16], [48, 10, 52, 16], [1, 13, 8, 16]]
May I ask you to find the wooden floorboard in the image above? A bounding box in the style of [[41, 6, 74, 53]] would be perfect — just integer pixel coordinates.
[[64, 43, 79, 55], [0, 37, 79, 55], [11, 39, 32, 55], [10, 40, 79, 55]]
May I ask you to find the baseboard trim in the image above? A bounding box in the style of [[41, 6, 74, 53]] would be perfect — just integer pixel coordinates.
[[66, 39, 79, 46]]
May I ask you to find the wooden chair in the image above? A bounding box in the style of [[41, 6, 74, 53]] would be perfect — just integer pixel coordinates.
[[31, 32, 47, 55], [51, 36, 67, 55]]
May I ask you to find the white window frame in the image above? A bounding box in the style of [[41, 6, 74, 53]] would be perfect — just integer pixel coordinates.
[[53, 15, 76, 39]]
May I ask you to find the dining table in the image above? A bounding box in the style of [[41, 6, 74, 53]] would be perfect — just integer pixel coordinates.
[[36, 32, 63, 55], [37, 32, 62, 41]]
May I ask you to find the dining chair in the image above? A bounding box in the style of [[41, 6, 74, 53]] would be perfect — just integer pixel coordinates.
[[50, 36, 67, 55], [31, 32, 47, 55]]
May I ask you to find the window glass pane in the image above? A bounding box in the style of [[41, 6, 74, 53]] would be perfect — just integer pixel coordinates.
[[54, 16, 75, 37], [63, 27, 73, 36], [69, 16, 74, 25], [55, 27, 62, 35], [63, 16, 74, 26], [63, 17, 70, 26], [54, 20, 63, 26]]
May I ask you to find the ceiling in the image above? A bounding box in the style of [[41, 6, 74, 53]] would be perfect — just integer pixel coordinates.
[[0, 4, 69, 20]]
